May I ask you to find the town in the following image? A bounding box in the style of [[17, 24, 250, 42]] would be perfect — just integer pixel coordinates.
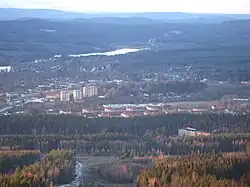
[[1, 52, 250, 117], [1, 67, 250, 117], [1, 9, 250, 187]]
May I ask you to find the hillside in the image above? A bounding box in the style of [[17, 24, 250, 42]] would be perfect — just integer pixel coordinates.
[[1, 18, 250, 66]]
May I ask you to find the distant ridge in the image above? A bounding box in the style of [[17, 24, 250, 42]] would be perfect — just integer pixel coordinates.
[[222, 19, 250, 28], [0, 8, 85, 20], [73, 17, 163, 24], [1, 8, 250, 23]]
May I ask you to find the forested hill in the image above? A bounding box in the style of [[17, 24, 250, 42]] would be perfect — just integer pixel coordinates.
[[137, 151, 250, 187], [1, 18, 250, 64], [0, 8, 85, 20], [2, 114, 250, 186]]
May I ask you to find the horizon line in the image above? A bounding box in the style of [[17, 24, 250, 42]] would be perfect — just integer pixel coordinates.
[[0, 7, 250, 15]]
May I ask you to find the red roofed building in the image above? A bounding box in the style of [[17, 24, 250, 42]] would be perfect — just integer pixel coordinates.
[[126, 106, 146, 112], [98, 111, 122, 118]]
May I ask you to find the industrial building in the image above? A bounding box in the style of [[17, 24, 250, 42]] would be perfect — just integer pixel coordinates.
[[0, 66, 12, 73], [178, 127, 211, 137]]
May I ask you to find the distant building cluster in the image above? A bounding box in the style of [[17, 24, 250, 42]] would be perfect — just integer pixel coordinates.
[[57, 85, 99, 102], [0, 66, 12, 73], [82, 103, 165, 118], [178, 127, 211, 137]]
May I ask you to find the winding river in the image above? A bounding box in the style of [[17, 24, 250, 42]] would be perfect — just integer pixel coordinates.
[[57, 161, 83, 187]]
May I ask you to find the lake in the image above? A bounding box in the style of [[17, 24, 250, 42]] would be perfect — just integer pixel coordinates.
[[54, 48, 149, 58]]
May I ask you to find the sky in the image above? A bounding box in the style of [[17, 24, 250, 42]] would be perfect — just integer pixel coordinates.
[[1, 0, 250, 14]]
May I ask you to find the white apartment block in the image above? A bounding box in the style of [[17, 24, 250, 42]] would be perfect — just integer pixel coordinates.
[[73, 89, 82, 100], [82, 86, 98, 98], [60, 91, 71, 101]]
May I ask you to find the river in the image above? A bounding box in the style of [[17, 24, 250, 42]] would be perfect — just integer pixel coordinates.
[[57, 161, 83, 187]]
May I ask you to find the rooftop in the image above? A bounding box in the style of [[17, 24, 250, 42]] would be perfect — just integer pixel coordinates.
[[103, 103, 164, 109]]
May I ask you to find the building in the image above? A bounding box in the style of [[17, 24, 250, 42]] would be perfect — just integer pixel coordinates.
[[46, 92, 60, 100], [144, 111, 165, 116], [178, 127, 196, 136], [178, 127, 211, 137], [60, 91, 72, 102], [82, 109, 100, 118], [0, 66, 11, 73], [59, 110, 72, 114], [98, 111, 122, 118], [82, 85, 98, 98], [104, 106, 126, 113], [73, 89, 82, 101], [146, 106, 162, 112], [121, 111, 144, 118], [126, 106, 146, 112]]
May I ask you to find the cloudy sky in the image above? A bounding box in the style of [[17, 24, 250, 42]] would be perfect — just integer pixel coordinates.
[[1, 0, 250, 14]]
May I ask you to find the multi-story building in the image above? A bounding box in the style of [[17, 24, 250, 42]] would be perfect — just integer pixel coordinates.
[[82, 85, 98, 98], [73, 89, 82, 101], [60, 91, 71, 102]]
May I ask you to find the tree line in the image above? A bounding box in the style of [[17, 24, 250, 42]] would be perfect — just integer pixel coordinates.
[[0, 132, 250, 157], [0, 114, 249, 136]]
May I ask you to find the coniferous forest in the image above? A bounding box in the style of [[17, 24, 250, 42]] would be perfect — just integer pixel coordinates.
[[0, 149, 74, 187], [1, 114, 250, 186]]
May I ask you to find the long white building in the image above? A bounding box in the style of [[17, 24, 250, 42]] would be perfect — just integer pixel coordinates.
[[0, 66, 11, 73]]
